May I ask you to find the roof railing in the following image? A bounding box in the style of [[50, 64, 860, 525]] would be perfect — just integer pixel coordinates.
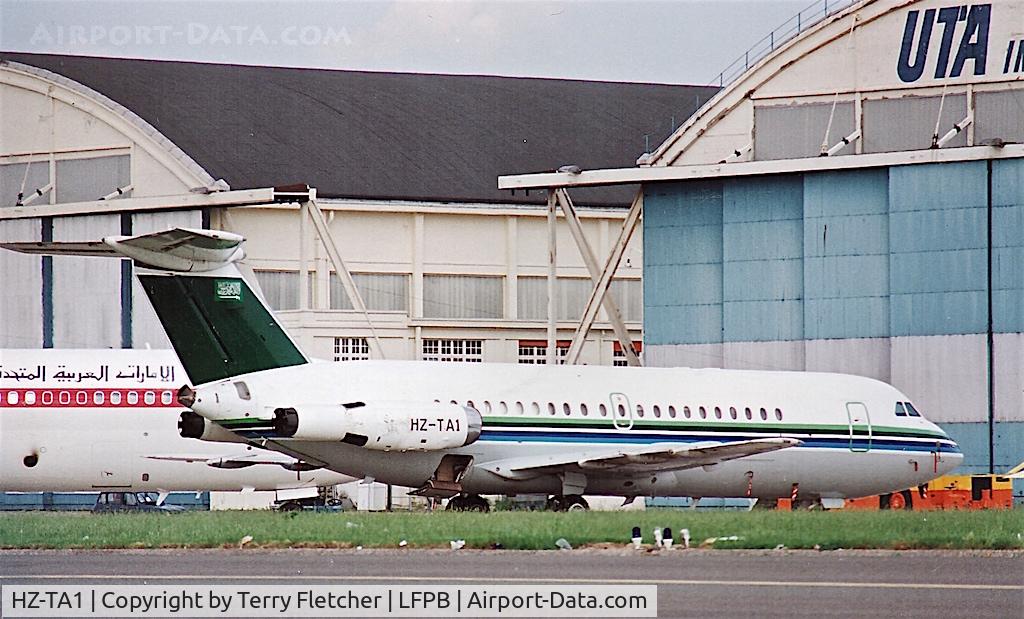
[[708, 0, 859, 88]]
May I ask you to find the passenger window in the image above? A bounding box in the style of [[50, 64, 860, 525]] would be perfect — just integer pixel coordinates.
[[775, 407, 783, 421], [529, 402, 539, 415], [699, 406, 707, 419], [515, 401, 524, 415], [599, 403, 608, 417], [161, 391, 173, 405], [636, 404, 644, 418], [714, 406, 722, 419], [483, 401, 492, 415], [498, 401, 508, 415], [563, 403, 572, 416], [547, 402, 556, 416], [467, 400, 475, 409], [905, 402, 922, 417], [760, 407, 768, 421], [127, 391, 139, 405], [617, 403, 627, 417], [93, 391, 104, 405], [745, 407, 752, 420], [683, 406, 691, 419], [668, 405, 677, 418], [580, 403, 589, 416], [144, 392, 156, 406], [729, 406, 737, 420], [894, 402, 908, 417], [653, 405, 661, 418], [25, 391, 37, 405]]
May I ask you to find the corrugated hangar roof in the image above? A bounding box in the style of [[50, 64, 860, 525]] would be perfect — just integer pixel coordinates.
[[1, 53, 716, 206]]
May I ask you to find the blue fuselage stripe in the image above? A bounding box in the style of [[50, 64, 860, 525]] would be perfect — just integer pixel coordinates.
[[478, 430, 961, 454]]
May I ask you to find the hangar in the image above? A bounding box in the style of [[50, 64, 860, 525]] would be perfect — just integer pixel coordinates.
[[501, 0, 1024, 475], [0, 53, 715, 365]]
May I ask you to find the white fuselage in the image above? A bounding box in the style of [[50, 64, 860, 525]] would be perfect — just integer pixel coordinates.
[[212, 360, 963, 501], [0, 350, 352, 492]]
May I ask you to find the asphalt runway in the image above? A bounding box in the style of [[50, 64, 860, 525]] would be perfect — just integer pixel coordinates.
[[2, 549, 1021, 618]]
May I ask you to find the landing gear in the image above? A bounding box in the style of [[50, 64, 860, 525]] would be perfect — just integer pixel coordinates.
[[446, 493, 490, 512], [546, 494, 589, 512], [880, 489, 913, 510]]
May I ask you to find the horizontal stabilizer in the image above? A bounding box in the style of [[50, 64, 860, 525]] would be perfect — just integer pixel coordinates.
[[480, 437, 801, 479], [1, 228, 245, 272]]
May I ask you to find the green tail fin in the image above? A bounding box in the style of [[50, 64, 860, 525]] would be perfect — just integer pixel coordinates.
[[138, 269, 307, 385]]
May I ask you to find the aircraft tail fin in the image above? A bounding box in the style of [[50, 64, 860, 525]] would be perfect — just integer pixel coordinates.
[[1, 228, 308, 385]]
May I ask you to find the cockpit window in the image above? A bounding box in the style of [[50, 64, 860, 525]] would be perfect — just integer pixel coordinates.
[[894, 402, 907, 417], [905, 402, 922, 417]]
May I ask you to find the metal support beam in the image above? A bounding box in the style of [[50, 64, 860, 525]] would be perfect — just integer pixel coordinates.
[[555, 189, 640, 366], [546, 191, 558, 364], [565, 188, 643, 365], [304, 196, 385, 359]]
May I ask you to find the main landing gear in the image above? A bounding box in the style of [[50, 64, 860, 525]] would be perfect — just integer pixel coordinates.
[[446, 493, 490, 512], [546, 494, 589, 512]]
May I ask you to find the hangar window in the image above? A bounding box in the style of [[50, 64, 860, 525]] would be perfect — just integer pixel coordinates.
[[330, 273, 409, 312], [905, 402, 922, 417], [894, 402, 908, 417], [863, 94, 967, 153], [754, 102, 855, 160], [613, 341, 643, 367], [0, 161, 50, 207], [518, 340, 569, 364], [334, 337, 370, 362], [54, 155, 131, 203], [254, 270, 304, 310], [423, 274, 503, 319], [422, 339, 483, 362]]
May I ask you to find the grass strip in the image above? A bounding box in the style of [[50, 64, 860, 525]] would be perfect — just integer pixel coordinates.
[[1, 509, 1021, 550]]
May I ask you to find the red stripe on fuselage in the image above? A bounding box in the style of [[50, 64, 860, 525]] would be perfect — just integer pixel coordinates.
[[0, 388, 179, 408]]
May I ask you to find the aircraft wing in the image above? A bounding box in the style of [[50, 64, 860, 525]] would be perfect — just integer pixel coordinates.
[[0, 240, 118, 256], [146, 452, 321, 471], [479, 437, 801, 480]]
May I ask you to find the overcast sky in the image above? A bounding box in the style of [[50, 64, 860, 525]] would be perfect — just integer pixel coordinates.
[[1, 0, 810, 85]]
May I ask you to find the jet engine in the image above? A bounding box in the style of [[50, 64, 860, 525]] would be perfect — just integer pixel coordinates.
[[273, 401, 482, 452], [178, 411, 249, 444]]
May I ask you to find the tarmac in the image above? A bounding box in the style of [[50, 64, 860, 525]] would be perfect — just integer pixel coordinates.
[[2, 548, 1022, 617]]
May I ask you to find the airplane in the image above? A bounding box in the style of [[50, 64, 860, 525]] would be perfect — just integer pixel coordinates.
[[1, 228, 964, 511], [1, 347, 354, 502]]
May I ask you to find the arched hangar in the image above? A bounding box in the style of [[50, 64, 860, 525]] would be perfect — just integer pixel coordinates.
[[502, 0, 1024, 474]]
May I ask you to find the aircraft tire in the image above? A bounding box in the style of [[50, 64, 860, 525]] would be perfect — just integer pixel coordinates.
[[564, 495, 590, 511], [880, 490, 913, 511], [277, 500, 304, 512]]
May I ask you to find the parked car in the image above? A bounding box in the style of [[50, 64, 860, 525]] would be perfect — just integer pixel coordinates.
[[93, 492, 185, 513]]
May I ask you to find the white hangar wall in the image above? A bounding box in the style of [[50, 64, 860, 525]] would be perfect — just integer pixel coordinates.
[[642, 0, 1024, 474], [0, 61, 643, 365]]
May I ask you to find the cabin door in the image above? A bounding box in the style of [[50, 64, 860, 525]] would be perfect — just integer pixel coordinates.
[[609, 392, 634, 430], [845, 402, 872, 452]]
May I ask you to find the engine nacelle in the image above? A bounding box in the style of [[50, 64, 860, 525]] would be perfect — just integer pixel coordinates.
[[187, 379, 270, 424], [274, 401, 482, 452], [178, 411, 249, 444]]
